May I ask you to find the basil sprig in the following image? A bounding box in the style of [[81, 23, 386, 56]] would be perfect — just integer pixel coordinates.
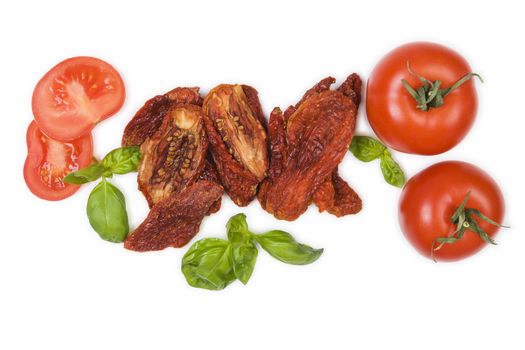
[[64, 146, 140, 184], [181, 213, 323, 291], [64, 146, 141, 243], [349, 136, 405, 188]]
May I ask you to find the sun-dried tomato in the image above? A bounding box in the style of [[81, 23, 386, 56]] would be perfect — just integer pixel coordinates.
[[258, 74, 362, 221], [312, 169, 362, 217], [122, 87, 202, 147], [138, 103, 208, 207], [124, 180, 223, 252], [199, 153, 222, 214], [202, 84, 269, 206], [312, 73, 362, 216]]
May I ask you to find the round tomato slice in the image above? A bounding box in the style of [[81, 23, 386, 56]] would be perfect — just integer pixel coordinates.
[[399, 161, 505, 261], [32, 56, 125, 141], [24, 121, 93, 201], [367, 42, 479, 155]]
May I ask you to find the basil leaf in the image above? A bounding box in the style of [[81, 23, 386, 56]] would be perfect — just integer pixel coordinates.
[[380, 152, 405, 188], [349, 136, 386, 162], [226, 213, 251, 243], [231, 240, 258, 285], [182, 238, 236, 290], [86, 178, 129, 243], [350, 135, 406, 188], [254, 230, 323, 265], [102, 146, 141, 175], [64, 163, 105, 184]]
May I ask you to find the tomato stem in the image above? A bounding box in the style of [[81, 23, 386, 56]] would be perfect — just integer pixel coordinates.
[[430, 191, 507, 262], [401, 62, 483, 111]]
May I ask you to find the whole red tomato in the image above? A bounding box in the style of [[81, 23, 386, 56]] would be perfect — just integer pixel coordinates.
[[398, 161, 505, 261], [367, 42, 479, 155]]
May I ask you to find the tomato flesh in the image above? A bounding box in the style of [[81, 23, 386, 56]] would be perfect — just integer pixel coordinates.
[[366, 42, 478, 155], [24, 121, 93, 200], [32, 56, 125, 141], [398, 161, 505, 261]]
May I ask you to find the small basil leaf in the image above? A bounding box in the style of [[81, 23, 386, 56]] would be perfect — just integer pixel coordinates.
[[349, 136, 386, 162], [182, 238, 236, 290], [254, 230, 323, 265], [232, 240, 258, 285], [102, 146, 141, 175], [379, 152, 405, 188], [63, 164, 105, 184], [86, 178, 129, 243], [226, 213, 251, 244]]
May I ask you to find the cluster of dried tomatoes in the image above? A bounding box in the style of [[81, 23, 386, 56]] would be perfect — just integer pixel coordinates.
[[122, 75, 363, 252]]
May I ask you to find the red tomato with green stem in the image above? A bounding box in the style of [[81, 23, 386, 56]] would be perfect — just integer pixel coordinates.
[[32, 56, 125, 142], [23, 121, 93, 201], [399, 161, 506, 262], [367, 42, 481, 155]]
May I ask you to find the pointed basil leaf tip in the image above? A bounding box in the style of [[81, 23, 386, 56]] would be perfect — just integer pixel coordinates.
[[86, 178, 129, 243], [102, 146, 141, 175], [431, 192, 508, 260], [379, 152, 405, 188], [254, 230, 323, 265], [349, 136, 386, 162], [226, 213, 251, 243], [349, 135, 405, 188], [232, 240, 258, 285], [63, 163, 105, 184], [181, 238, 236, 290]]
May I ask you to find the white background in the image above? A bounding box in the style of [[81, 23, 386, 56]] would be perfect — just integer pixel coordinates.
[[1, 1, 523, 349]]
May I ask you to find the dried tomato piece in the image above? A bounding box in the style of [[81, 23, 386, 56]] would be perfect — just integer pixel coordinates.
[[199, 153, 222, 214], [259, 74, 361, 221], [311, 73, 362, 216], [138, 104, 208, 207], [312, 170, 362, 217], [122, 87, 202, 147], [124, 180, 223, 252], [203, 84, 269, 206]]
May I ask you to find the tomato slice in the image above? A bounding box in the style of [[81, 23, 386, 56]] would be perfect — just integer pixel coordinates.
[[24, 121, 93, 201], [32, 56, 125, 141]]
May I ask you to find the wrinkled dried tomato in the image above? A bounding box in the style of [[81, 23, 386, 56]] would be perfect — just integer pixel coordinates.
[[312, 169, 362, 217], [259, 74, 362, 221], [122, 87, 203, 147], [138, 104, 208, 207], [124, 180, 223, 252], [203, 84, 269, 206], [199, 153, 222, 214]]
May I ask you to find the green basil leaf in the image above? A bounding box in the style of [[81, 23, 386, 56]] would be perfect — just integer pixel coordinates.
[[181, 238, 236, 290], [349, 136, 386, 162], [379, 152, 405, 188], [231, 240, 258, 285], [63, 163, 105, 184], [102, 146, 141, 175], [86, 178, 129, 243], [254, 230, 323, 265], [226, 213, 251, 244]]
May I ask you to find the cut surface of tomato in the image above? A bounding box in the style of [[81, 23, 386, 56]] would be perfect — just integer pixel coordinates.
[[23, 121, 93, 200], [32, 56, 125, 141]]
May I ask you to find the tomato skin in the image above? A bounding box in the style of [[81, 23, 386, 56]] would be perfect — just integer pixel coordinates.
[[399, 161, 504, 261], [366, 42, 478, 155], [32, 56, 125, 142], [23, 121, 93, 201]]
